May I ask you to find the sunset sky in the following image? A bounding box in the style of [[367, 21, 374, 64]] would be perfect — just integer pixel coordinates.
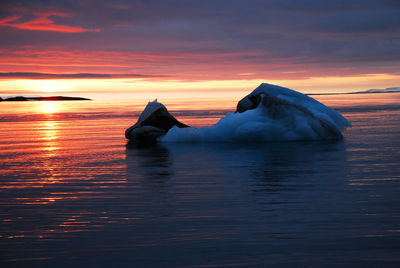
[[0, 0, 399, 99]]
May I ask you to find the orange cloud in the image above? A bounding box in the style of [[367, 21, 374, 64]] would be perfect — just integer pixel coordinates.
[[1, 48, 399, 85], [0, 15, 21, 24], [0, 12, 99, 33]]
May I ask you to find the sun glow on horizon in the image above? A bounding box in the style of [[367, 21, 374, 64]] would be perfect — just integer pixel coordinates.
[[9, 79, 75, 94], [36, 80, 71, 93], [0, 72, 399, 99]]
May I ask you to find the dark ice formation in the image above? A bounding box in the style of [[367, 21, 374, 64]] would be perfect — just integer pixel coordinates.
[[125, 99, 188, 142]]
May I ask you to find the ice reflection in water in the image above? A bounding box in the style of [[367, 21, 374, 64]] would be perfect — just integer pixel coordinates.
[[124, 141, 348, 223]]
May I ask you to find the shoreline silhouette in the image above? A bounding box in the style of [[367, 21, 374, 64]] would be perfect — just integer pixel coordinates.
[[0, 96, 91, 101]]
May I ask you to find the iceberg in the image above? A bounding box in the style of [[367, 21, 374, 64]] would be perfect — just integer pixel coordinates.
[[125, 83, 351, 143]]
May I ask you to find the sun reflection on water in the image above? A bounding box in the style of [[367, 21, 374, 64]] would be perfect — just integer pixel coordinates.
[[42, 120, 59, 142], [40, 120, 60, 174], [35, 118, 61, 186]]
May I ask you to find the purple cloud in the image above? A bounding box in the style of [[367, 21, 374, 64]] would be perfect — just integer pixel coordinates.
[[0, 72, 166, 79], [0, 0, 399, 80]]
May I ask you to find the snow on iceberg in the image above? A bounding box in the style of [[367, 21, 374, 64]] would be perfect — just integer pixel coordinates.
[[126, 83, 351, 143]]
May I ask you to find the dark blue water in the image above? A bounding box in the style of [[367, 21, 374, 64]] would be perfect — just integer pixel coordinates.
[[1, 94, 400, 267]]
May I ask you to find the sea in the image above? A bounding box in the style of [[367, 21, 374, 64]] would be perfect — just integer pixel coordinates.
[[1, 93, 400, 267]]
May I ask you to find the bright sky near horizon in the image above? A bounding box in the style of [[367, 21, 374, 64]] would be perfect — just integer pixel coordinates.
[[0, 0, 399, 98]]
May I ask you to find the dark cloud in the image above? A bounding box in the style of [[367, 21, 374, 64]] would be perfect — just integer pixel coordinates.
[[313, 9, 400, 33]]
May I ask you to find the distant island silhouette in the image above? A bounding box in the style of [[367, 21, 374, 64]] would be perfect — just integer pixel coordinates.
[[308, 87, 400, 95], [0, 96, 91, 101]]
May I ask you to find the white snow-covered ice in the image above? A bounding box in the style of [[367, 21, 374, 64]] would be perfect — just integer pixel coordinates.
[[161, 83, 351, 142]]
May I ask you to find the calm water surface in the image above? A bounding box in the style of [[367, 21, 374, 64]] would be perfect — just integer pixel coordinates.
[[1, 94, 400, 267]]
